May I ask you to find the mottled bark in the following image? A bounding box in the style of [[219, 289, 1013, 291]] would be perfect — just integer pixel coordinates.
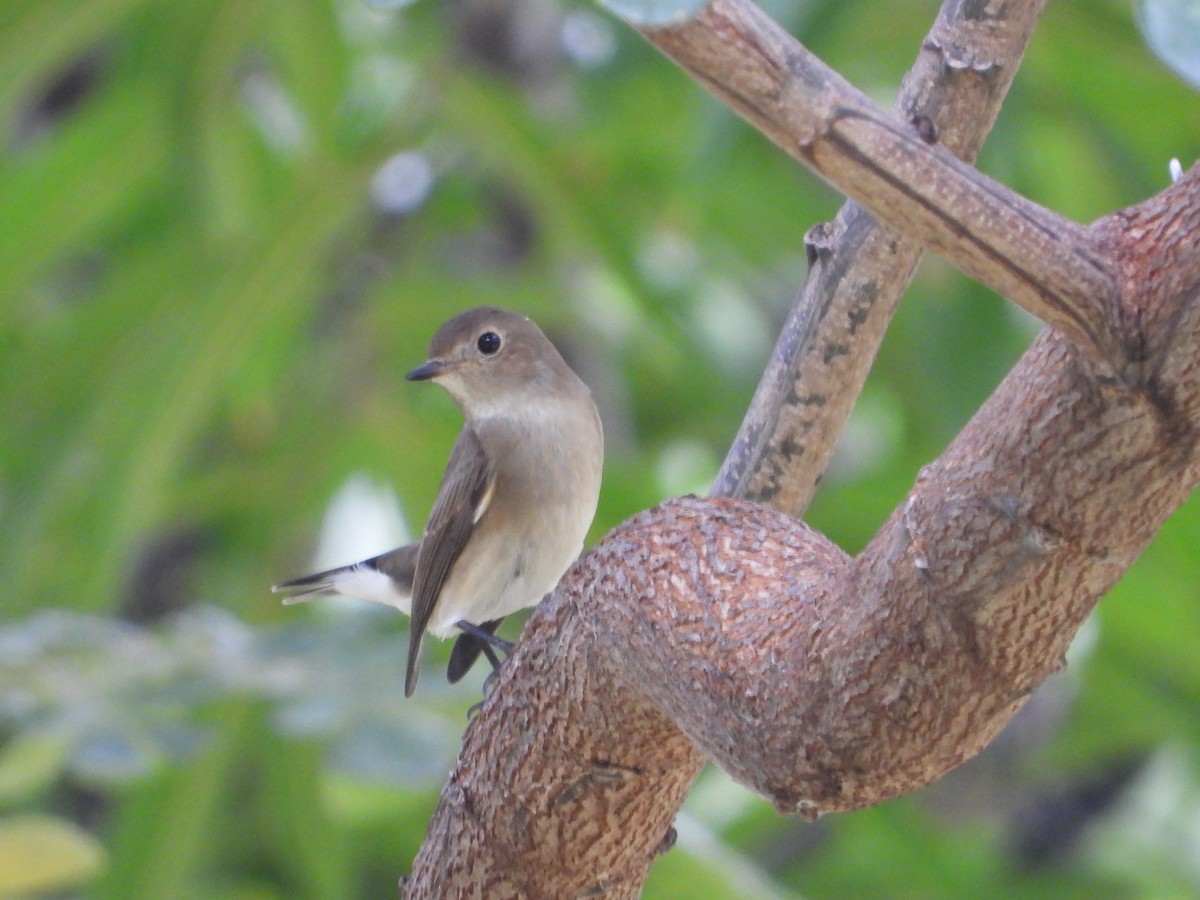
[[403, 0, 1200, 895]]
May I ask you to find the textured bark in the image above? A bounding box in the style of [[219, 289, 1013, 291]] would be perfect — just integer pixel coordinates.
[[403, 0, 1200, 895]]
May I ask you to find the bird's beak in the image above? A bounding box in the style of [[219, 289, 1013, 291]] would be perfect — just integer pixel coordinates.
[[406, 359, 445, 381]]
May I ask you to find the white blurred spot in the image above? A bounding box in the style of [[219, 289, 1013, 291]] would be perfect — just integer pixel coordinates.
[[561, 11, 617, 69], [600, 0, 708, 27], [675, 769, 795, 900], [1064, 613, 1099, 668], [1137, 0, 1200, 90], [344, 53, 416, 124], [370, 151, 434, 214], [692, 280, 772, 374], [1004, 298, 1045, 340], [638, 228, 701, 293], [656, 439, 719, 497], [313, 474, 410, 573], [338, 0, 404, 42], [241, 71, 309, 155], [1081, 744, 1200, 885], [827, 388, 905, 481], [572, 265, 643, 342], [1169, 157, 1184, 183]]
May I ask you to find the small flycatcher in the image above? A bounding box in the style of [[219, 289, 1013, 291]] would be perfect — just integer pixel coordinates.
[[273, 307, 604, 696]]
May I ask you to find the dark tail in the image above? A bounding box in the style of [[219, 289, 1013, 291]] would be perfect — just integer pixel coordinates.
[[271, 563, 354, 603], [405, 629, 424, 697]]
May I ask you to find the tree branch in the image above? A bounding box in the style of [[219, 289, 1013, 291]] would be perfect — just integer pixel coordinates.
[[401, 0, 1200, 891], [714, 0, 1048, 511], [405, 170, 1199, 896], [641, 0, 1120, 370]]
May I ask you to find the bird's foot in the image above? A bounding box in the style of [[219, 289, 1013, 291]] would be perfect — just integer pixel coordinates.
[[455, 619, 514, 656], [459, 619, 513, 720]]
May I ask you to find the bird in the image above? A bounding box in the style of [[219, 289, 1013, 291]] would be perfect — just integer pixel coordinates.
[[273, 307, 604, 697]]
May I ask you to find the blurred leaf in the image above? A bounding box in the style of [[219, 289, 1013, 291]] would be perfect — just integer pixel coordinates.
[[0, 813, 105, 894], [1136, 0, 1200, 90], [94, 700, 250, 900], [0, 731, 71, 806]]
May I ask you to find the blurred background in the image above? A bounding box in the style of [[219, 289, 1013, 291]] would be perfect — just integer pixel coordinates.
[[2, 0, 1199, 896]]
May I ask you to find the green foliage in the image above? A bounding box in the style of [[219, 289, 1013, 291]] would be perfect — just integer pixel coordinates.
[[2, 0, 1199, 895]]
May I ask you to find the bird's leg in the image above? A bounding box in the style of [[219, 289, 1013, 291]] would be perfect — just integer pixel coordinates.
[[455, 619, 514, 656], [478, 642, 503, 673], [459, 619, 514, 720]]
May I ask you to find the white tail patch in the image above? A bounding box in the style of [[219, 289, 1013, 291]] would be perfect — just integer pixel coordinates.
[[332, 565, 412, 615], [280, 592, 321, 606]]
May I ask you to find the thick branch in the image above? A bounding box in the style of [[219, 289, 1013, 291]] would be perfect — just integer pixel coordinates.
[[402, 0, 1200, 887], [405, 171, 1200, 897], [640, 0, 1120, 367], [714, 0, 1047, 510]]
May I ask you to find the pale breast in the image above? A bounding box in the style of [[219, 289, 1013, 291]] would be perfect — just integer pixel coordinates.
[[424, 398, 602, 638]]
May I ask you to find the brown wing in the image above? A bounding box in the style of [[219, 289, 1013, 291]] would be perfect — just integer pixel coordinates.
[[405, 425, 495, 696]]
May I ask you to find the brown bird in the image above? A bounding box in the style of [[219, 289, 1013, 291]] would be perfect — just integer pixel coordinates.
[[274, 307, 604, 696]]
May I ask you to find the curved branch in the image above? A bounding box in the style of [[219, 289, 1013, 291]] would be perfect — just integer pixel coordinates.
[[401, 0, 1200, 886], [406, 170, 1199, 896]]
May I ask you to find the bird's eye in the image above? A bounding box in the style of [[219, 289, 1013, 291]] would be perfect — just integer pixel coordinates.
[[477, 331, 501, 355]]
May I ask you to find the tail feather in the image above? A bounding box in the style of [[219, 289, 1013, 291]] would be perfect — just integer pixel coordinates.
[[404, 634, 423, 698], [272, 563, 356, 603], [273, 546, 416, 612]]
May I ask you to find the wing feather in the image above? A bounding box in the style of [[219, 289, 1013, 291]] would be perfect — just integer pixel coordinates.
[[404, 426, 495, 696]]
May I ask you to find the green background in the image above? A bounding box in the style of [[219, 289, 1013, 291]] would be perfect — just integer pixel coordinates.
[[3, 0, 1200, 896]]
